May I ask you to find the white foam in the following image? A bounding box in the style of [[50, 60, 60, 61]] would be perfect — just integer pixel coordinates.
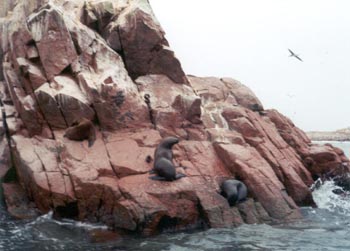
[[312, 180, 350, 215], [26, 211, 54, 226], [59, 218, 108, 230], [26, 211, 108, 230]]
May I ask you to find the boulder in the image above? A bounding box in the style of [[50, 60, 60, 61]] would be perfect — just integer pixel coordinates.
[[3, 62, 44, 136], [35, 83, 67, 129], [27, 5, 78, 80], [306, 144, 349, 178], [221, 77, 264, 111], [114, 2, 188, 83], [16, 57, 47, 90], [136, 75, 203, 137], [214, 142, 301, 220], [2, 182, 40, 219]]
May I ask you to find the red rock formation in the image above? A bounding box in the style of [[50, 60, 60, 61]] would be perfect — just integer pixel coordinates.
[[0, 0, 348, 237]]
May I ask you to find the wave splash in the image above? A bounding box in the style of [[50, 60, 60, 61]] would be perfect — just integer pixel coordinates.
[[312, 179, 350, 215], [26, 211, 108, 230]]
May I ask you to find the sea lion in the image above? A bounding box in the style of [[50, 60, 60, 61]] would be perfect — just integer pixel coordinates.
[[144, 93, 156, 129], [149, 136, 186, 181], [64, 118, 96, 147], [0, 97, 11, 148], [220, 179, 247, 206]]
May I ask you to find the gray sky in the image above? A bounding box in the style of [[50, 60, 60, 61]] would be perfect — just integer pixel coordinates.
[[149, 0, 350, 132]]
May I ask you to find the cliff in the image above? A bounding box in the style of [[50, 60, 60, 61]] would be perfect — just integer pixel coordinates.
[[0, 0, 349, 236]]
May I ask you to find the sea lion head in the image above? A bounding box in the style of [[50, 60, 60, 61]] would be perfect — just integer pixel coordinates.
[[160, 137, 179, 149]]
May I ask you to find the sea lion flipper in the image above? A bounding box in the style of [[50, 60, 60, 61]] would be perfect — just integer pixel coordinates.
[[88, 127, 96, 147], [237, 197, 247, 203], [149, 175, 166, 181], [175, 173, 186, 180], [237, 182, 248, 202], [88, 138, 95, 147]]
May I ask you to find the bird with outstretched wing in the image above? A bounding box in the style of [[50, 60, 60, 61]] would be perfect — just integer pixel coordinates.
[[288, 48, 303, 62]]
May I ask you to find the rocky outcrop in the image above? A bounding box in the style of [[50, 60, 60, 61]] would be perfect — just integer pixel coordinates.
[[0, 0, 349, 237], [82, 0, 188, 84], [307, 127, 350, 141]]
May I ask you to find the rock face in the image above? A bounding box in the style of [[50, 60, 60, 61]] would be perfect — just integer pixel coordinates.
[[0, 0, 349, 237]]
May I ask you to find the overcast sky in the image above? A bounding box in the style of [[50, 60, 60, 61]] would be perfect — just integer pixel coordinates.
[[149, 0, 350, 132]]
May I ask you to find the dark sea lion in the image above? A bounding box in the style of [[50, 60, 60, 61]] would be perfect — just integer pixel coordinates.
[[64, 118, 96, 147], [144, 93, 156, 129], [220, 179, 247, 206], [0, 97, 11, 147], [149, 136, 186, 181]]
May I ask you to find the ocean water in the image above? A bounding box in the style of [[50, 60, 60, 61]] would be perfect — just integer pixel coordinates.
[[1, 141, 350, 251]]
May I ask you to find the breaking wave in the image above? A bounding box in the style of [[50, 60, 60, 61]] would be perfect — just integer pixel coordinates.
[[312, 179, 350, 215]]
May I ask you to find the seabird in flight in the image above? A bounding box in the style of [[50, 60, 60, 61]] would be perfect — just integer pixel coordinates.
[[288, 48, 303, 62]]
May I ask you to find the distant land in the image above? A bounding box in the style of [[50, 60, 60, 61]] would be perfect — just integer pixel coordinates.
[[307, 127, 350, 141]]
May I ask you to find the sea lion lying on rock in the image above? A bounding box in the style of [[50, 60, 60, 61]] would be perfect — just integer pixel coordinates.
[[64, 118, 96, 147], [220, 179, 247, 206], [149, 136, 186, 181]]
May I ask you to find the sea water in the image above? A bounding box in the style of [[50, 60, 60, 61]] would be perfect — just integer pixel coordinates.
[[1, 141, 350, 251]]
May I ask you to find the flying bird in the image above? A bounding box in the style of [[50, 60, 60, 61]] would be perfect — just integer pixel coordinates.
[[288, 48, 303, 62]]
